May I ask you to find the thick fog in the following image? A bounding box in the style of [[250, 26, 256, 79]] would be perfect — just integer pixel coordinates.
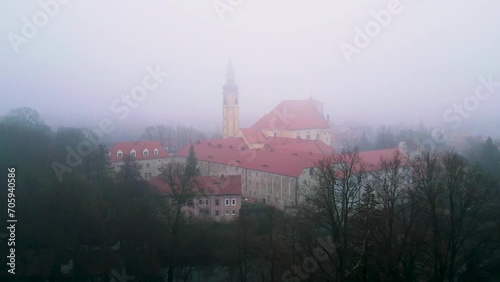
[[1, 0, 499, 137]]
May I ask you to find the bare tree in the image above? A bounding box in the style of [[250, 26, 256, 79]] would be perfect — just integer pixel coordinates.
[[289, 147, 368, 281], [155, 162, 197, 282], [411, 150, 496, 281], [369, 150, 426, 281], [375, 125, 397, 150], [1, 107, 49, 131]]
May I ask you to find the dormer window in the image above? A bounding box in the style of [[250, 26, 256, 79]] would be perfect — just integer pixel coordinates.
[[143, 148, 149, 156], [117, 150, 123, 158], [130, 149, 136, 157], [154, 148, 159, 156]]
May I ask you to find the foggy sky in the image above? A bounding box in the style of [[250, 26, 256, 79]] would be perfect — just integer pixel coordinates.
[[1, 1, 499, 138]]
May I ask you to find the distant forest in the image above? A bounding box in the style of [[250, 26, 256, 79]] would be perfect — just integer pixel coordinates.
[[1, 107, 499, 281]]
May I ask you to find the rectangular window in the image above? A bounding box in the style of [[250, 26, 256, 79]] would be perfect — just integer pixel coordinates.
[[225, 199, 230, 206], [146, 163, 150, 168], [232, 210, 236, 216], [225, 210, 229, 215], [198, 199, 203, 206], [205, 199, 209, 205], [231, 198, 236, 206], [215, 199, 220, 206], [215, 210, 219, 216]]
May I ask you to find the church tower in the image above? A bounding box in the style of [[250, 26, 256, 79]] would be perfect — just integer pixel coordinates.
[[223, 57, 239, 138]]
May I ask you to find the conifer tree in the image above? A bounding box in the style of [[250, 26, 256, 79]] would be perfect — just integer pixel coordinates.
[[185, 145, 199, 177]]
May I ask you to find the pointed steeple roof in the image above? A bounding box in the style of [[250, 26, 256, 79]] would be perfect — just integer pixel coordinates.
[[223, 56, 238, 93]]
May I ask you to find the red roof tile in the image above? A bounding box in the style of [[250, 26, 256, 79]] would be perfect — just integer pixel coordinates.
[[360, 148, 401, 168], [150, 175, 242, 196], [176, 139, 315, 177], [177, 139, 400, 178], [203, 137, 249, 150], [239, 127, 267, 144], [357, 148, 403, 173], [262, 137, 334, 159], [110, 140, 170, 161], [251, 99, 330, 131]]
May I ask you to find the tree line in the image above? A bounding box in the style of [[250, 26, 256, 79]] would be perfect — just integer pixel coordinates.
[[1, 107, 499, 281]]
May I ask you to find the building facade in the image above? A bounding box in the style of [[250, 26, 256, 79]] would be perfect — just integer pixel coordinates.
[[150, 175, 242, 221], [175, 138, 400, 210], [109, 140, 170, 180]]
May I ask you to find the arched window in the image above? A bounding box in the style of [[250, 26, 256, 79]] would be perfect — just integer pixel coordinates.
[[143, 148, 149, 156], [154, 148, 159, 156], [130, 149, 136, 157], [117, 150, 123, 158]]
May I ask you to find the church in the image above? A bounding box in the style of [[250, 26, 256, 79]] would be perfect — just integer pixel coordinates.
[[173, 59, 397, 209], [110, 59, 399, 210], [222, 58, 333, 148]]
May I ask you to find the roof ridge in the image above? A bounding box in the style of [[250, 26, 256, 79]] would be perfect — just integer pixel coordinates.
[[313, 140, 327, 157]]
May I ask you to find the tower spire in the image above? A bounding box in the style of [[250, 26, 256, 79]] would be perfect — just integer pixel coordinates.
[[226, 56, 235, 82], [222, 56, 239, 139], [223, 56, 238, 92]]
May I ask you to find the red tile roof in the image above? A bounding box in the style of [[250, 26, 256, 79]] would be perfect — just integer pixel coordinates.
[[239, 127, 267, 144], [251, 99, 330, 131], [176, 139, 316, 177], [360, 148, 401, 169], [356, 148, 404, 174], [177, 139, 402, 177], [110, 140, 170, 161], [202, 137, 248, 150], [150, 175, 242, 196], [262, 137, 334, 159]]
